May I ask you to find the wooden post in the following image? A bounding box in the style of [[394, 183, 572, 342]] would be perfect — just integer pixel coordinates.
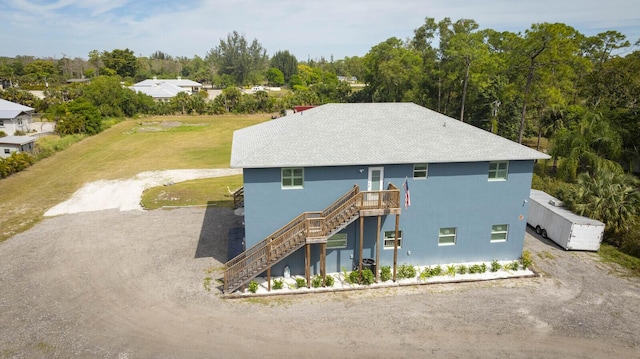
[[321, 243, 327, 286], [267, 267, 271, 291], [305, 244, 311, 288], [359, 216, 364, 272], [267, 243, 271, 291], [375, 215, 381, 282], [393, 213, 399, 282]]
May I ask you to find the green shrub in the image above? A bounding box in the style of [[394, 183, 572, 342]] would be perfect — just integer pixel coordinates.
[[325, 275, 335, 287], [295, 277, 306, 288], [397, 264, 416, 279], [311, 275, 323, 288], [380, 266, 392, 282], [430, 265, 443, 276], [420, 267, 433, 280], [469, 264, 482, 274], [620, 222, 640, 258], [446, 265, 456, 277], [361, 268, 375, 285], [273, 279, 284, 290], [507, 261, 520, 271], [480, 263, 487, 273], [348, 269, 360, 284], [490, 260, 501, 272], [347, 269, 375, 285], [520, 250, 533, 269], [456, 265, 467, 275], [248, 280, 259, 293], [419, 265, 446, 280], [0, 152, 35, 179], [531, 173, 574, 199]]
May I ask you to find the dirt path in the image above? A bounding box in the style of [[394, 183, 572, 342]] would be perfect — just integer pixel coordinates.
[[44, 169, 242, 216], [1, 206, 639, 358]]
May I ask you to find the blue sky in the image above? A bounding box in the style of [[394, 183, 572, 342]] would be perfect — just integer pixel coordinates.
[[2, 0, 639, 60]]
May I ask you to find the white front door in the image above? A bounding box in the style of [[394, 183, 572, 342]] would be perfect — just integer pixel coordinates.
[[368, 167, 384, 191]]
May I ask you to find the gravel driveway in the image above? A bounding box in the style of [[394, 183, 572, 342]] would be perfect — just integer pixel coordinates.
[[1, 206, 639, 358]]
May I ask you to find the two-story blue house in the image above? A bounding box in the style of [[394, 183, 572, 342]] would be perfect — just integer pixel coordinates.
[[224, 103, 549, 293]]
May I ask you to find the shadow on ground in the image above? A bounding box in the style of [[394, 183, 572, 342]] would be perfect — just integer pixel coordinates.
[[195, 201, 243, 263], [525, 225, 565, 251]]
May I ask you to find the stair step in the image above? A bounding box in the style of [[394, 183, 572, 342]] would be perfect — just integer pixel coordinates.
[[225, 189, 364, 293]]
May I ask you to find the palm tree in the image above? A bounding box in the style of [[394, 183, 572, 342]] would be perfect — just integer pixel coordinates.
[[562, 169, 640, 244], [551, 111, 623, 181]]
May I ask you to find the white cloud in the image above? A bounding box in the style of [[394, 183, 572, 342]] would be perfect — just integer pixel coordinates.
[[1, 0, 638, 60]]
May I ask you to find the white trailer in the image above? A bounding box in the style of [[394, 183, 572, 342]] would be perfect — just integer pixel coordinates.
[[528, 189, 605, 251]]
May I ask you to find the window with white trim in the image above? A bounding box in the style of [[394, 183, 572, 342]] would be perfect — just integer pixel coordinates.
[[438, 227, 457, 246], [281, 167, 304, 188], [491, 224, 509, 242], [4, 149, 10, 154], [383, 230, 402, 249], [488, 161, 508, 181], [327, 233, 347, 249], [413, 164, 428, 179]]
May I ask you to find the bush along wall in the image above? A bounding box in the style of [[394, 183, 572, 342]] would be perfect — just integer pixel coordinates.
[[0, 152, 35, 178]]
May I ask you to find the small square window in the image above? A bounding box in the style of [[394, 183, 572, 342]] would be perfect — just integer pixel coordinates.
[[438, 227, 456, 246], [488, 161, 508, 181], [491, 224, 509, 242], [4, 149, 10, 154], [281, 167, 304, 188], [413, 164, 428, 179], [327, 233, 347, 249], [383, 230, 402, 249]]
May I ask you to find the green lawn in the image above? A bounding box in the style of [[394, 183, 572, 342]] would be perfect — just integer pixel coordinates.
[[598, 243, 640, 276], [140, 175, 243, 209], [0, 114, 269, 242]]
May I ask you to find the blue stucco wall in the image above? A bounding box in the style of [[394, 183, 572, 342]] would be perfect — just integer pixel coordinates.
[[242, 160, 534, 276]]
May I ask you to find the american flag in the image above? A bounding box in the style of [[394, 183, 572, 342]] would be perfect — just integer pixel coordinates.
[[403, 177, 411, 209]]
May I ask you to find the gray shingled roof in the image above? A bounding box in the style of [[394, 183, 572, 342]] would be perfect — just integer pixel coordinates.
[[0, 99, 34, 119], [0, 135, 36, 145], [230, 103, 550, 168], [130, 82, 186, 99], [134, 78, 202, 87]]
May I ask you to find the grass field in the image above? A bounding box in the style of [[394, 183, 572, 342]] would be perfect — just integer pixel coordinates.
[[0, 114, 269, 242], [140, 175, 243, 209], [598, 243, 640, 276]]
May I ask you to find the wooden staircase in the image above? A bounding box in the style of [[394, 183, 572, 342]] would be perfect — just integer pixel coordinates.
[[223, 184, 400, 293], [231, 187, 244, 209]]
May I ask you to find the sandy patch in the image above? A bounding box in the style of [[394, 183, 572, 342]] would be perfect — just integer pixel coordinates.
[[44, 168, 242, 216]]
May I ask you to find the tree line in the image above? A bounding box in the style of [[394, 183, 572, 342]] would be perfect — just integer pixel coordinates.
[[1, 18, 639, 258]]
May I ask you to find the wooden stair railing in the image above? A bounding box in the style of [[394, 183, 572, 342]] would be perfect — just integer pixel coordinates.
[[223, 184, 399, 294], [232, 187, 244, 209]]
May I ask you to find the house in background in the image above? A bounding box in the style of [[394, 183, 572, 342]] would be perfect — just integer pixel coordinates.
[[130, 77, 202, 101], [224, 103, 549, 293], [0, 135, 36, 158], [0, 99, 34, 136]]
